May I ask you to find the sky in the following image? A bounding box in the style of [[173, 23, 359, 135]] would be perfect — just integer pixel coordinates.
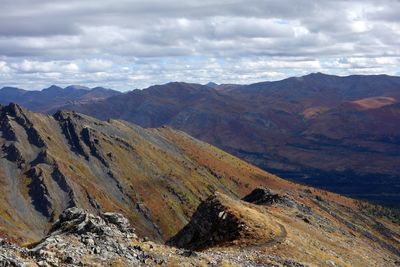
[[0, 0, 399, 91]]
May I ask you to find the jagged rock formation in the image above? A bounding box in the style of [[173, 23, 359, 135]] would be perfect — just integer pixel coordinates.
[[0, 208, 151, 266], [28, 208, 147, 266]]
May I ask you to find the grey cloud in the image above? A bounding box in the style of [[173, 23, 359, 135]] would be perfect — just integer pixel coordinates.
[[0, 0, 398, 89]]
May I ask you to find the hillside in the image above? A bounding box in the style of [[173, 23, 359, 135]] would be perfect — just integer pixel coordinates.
[[63, 73, 400, 207], [0, 104, 399, 266], [2, 198, 399, 266], [0, 103, 292, 243]]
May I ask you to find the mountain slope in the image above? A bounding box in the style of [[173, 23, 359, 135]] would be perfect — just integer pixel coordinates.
[[0, 85, 121, 112], [0, 104, 399, 266], [2, 201, 399, 266], [168, 189, 400, 266], [64, 74, 400, 207], [0, 103, 294, 243]]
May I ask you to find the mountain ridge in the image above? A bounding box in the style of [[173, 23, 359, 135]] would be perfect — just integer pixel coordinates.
[[2, 73, 400, 207], [58, 73, 400, 207]]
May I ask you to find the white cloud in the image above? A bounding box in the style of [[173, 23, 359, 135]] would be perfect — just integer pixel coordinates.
[[0, 61, 10, 73], [0, 0, 398, 89], [85, 59, 114, 72], [11, 60, 79, 73]]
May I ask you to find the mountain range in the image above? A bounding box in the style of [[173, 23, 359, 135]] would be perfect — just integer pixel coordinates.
[[0, 103, 399, 266], [0, 85, 121, 112], [1, 73, 399, 208], [63, 73, 400, 207]]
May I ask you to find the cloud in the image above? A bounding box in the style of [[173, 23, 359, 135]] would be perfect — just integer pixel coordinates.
[[0, 0, 399, 89], [11, 60, 79, 73], [84, 59, 114, 72]]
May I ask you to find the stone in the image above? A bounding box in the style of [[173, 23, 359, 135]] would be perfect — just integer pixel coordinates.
[[242, 187, 288, 206]]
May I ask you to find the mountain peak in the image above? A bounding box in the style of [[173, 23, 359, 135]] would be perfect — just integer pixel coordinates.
[[64, 85, 90, 91], [2, 102, 25, 116], [205, 82, 219, 88]]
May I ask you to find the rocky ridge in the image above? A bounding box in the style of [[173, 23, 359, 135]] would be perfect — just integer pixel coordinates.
[[0, 208, 151, 266], [0, 207, 308, 267], [2, 188, 399, 266], [168, 188, 400, 266]]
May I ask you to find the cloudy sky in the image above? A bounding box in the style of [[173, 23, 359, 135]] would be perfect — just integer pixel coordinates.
[[0, 0, 399, 90]]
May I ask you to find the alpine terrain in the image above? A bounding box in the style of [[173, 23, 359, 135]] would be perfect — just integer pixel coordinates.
[[0, 103, 399, 266], [60, 73, 400, 207]]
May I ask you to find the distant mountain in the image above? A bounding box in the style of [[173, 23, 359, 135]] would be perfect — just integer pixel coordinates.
[[0, 85, 121, 112], [64, 73, 400, 207], [205, 81, 219, 88]]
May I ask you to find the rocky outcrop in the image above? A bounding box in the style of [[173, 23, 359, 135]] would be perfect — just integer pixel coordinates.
[[80, 127, 110, 167], [47, 208, 134, 237], [51, 166, 77, 208], [26, 167, 53, 218], [31, 149, 55, 166], [242, 187, 290, 206], [2, 103, 45, 148], [167, 193, 243, 250], [0, 239, 29, 267], [29, 208, 153, 266], [2, 144, 25, 168], [0, 112, 17, 141], [167, 192, 284, 251], [53, 110, 89, 159], [0, 208, 154, 266]]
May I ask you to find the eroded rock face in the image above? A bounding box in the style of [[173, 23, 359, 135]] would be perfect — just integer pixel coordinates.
[[3, 103, 46, 148], [167, 193, 245, 250], [53, 110, 89, 159], [2, 144, 24, 168]]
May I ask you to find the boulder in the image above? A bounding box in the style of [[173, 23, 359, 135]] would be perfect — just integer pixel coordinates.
[[242, 187, 290, 206]]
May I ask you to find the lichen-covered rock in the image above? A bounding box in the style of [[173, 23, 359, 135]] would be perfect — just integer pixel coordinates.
[[0, 239, 30, 267], [167, 192, 283, 251], [29, 208, 145, 266], [167, 193, 243, 250], [102, 212, 131, 232], [49, 208, 135, 237]]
